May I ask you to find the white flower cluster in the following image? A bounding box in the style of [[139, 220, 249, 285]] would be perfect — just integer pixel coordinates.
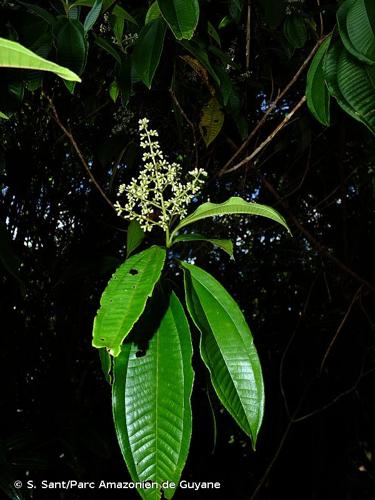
[[114, 118, 207, 234]]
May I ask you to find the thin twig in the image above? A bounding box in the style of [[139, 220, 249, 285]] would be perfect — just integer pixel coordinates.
[[246, 0, 251, 70], [44, 94, 115, 211], [279, 275, 319, 418], [220, 37, 328, 175], [293, 366, 375, 423], [262, 178, 375, 293], [220, 96, 306, 176], [316, 0, 324, 38], [319, 286, 363, 374], [169, 88, 199, 168]]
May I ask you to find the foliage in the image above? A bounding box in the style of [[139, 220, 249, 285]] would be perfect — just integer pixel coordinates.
[[1, 0, 375, 499]]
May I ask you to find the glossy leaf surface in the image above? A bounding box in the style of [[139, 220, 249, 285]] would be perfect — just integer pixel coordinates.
[[182, 262, 264, 446], [171, 196, 290, 239], [157, 0, 200, 40], [92, 246, 166, 356], [112, 293, 194, 500]]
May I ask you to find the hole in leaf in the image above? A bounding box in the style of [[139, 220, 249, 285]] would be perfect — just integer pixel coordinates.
[[129, 269, 138, 275], [136, 350, 146, 358]]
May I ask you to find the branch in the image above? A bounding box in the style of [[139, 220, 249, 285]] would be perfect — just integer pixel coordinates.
[[44, 94, 115, 212], [219, 96, 306, 176], [262, 178, 375, 293], [221, 37, 328, 175], [319, 285, 363, 374]]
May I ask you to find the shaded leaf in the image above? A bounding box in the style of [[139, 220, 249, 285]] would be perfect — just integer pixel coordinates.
[[182, 262, 264, 446], [337, 0, 374, 65], [346, 0, 375, 64], [306, 37, 331, 126], [283, 15, 308, 49], [146, 2, 161, 24], [0, 111, 9, 120], [132, 18, 167, 88], [94, 35, 121, 63], [157, 0, 199, 40], [112, 5, 138, 26], [54, 19, 88, 76], [112, 292, 194, 500], [92, 246, 166, 356], [0, 37, 80, 81], [126, 220, 145, 258], [172, 233, 234, 258], [207, 21, 221, 46], [199, 97, 224, 146]]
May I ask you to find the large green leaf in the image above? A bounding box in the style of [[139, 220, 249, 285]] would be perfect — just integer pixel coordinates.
[[157, 0, 199, 40], [172, 233, 234, 258], [182, 262, 264, 446], [54, 19, 88, 76], [346, 0, 375, 64], [132, 18, 167, 88], [323, 39, 361, 123], [306, 37, 331, 126], [171, 196, 290, 240], [337, 46, 375, 133], [92, 246, 166, 356], [337, 0, 375, 65], [0, 38, 80, 81], [112, 292, 194, 500]]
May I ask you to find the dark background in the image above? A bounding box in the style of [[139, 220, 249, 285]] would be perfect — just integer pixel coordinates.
[[1, 0, 375, 498]]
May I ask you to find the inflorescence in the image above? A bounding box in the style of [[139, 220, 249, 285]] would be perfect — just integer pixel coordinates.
[[114, 118, 207, 237]]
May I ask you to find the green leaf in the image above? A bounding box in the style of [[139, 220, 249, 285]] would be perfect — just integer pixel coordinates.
[[157, 0, 199, 40], [112, 292, 194, 500], [99, 348, 112, 384], [171, 196, 290, 240], [337, 46, 375, 133], [92, 246, 166, 356], [207, 21, 221, 46], [337, 0, 375, 65], [283, 15, 308, 50], [346, 0, 375, 64], [182, 262, 264, 446], [323, 38, 361, 123], [54, 19, 88, 76], [109, 80, 119, 102], [94, 35, 121, 63], [84, 0, 102, 32], [172, 233, 234, 258], [199, 97, 224, 146], [306, 37, 331, 126], [0, 111, 9, 120], [229, 0, 243, 23], [72, 0, 115, 11], [146, 2, 161, 24], [126, 220, 145, 257], [132, 18, 167, 88], [18, 1, 56, 25], [0, 37, 81, 81], [112, 5, 138, 26]]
